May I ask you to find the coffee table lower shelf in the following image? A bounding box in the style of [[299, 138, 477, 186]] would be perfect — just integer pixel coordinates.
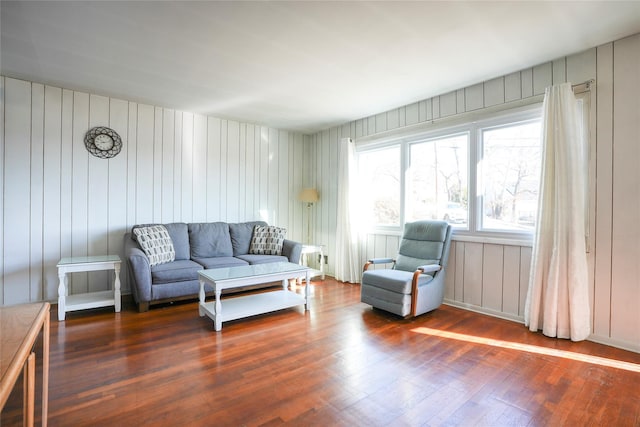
[[199, 290, 305, 329]]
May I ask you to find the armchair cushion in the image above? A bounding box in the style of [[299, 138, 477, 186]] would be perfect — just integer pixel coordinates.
[[362, 269, 434, 294]]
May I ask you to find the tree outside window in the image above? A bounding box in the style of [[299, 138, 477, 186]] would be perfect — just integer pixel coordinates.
[[479, 120, 541, 231], [407, 134, 469, 227]]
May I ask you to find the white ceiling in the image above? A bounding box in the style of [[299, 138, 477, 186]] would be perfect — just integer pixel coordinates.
[[2, 1, 640, 133]]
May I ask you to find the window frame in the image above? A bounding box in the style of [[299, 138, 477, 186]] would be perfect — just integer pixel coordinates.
[[355, 103, 544, 243]]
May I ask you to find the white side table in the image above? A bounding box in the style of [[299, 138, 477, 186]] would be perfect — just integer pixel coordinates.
[[299, 244, 325, 281], [56, 255, 121, 321]]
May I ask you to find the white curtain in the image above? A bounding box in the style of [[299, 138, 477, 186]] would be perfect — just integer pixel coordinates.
[[334, 137, 361, 283], [524, 83, 590, 341]]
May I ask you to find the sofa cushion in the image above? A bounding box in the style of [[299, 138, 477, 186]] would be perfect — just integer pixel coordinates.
[[150, 259, 202, 284], [132, 222, 190, 260], [192, 256, 249, 269], [133, 225, 176, 267], [229, 221, 268, 256], [188, 222, 233, 258], [236, 254, 289, 265], [249, 225, 287, 255]]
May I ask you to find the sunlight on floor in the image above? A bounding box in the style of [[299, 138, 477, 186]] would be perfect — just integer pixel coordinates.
[[411, 327, 640, 373]]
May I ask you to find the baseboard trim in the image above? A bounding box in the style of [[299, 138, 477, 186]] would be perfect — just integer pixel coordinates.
[[443, 300, 640, 354]]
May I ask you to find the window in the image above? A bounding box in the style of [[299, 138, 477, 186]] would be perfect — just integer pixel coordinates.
[[407, 134, 469, 228], [356, 104, 543, 240], [357, 145, 401, 227], [478, 120, 541, 232]]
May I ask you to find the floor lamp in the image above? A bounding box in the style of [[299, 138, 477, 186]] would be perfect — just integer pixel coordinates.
[[298, 188, 319, 244]]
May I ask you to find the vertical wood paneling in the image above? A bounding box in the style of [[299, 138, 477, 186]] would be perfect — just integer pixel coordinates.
[[0, 77, 4, 304], [136, 104, 155, 224], [387, 109, 399, 130], [610, 34, 640, 344], [277, 130, 289, 227], [482, 244, 503, 311], [43, 86, 63, 300], [519, 247, 532, 317], [259, 127, 269, 221], [152, 107, 163, 222], [87, 94, 109, 292], [463, 242, 483, 306], [192, 114, 207, 222], [502, 246, 522, 316], [465, 83, 484, 111], [60, 89, 74, 273], [4, 79, 36, 302], [439, 91, 456, 117], [454, 242, 465, 301], [108, 98, 129, 292], [71, 91, 89, 294], [1, 77, 308, 305], [180, 112, 194, 222], [374, 112, 386, 134], [484, 77, 504, 107], [566, 48, 596, 85], [593, 43, 614, 337], [30, 83, 45, 301], [504, 72, 522, 102], [161, 109, 175, 223], [206, 117, 221, 221], [532, 62, 552, 95], [552, 58, 567, 84], [521, 69, 533, 98], [268, 128, 279, 224], [126, 102, 138, 229], [406, 102, 419, 126], [456, 89, 465, 114], [444, 240, 456, 301], [227, 121, 241, 221]]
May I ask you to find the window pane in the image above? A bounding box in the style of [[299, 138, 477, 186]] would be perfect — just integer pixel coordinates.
[[358, 146, 401, 227], [480, 120, 541, 231], [407, 134, 468, 227]]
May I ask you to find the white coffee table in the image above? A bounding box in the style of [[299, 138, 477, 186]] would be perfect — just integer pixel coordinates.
[[198, 262, 311, 331]]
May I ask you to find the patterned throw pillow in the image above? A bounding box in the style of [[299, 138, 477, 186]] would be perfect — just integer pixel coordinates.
[[249, 225, 287, 255], [133, 225, 176, 267]]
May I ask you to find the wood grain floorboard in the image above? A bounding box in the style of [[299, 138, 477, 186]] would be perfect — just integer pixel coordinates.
[[2, 278, 639, 426]]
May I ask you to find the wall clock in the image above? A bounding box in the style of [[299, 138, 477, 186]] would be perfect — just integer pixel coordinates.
[[84, 126, 122, 159]]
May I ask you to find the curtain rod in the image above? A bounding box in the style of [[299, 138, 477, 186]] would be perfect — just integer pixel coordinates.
[[572, 79, 595, 93]]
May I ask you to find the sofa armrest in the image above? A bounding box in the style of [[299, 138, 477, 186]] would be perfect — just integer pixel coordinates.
[[282, 239, 302, 264], [124, 233, 152, 304]]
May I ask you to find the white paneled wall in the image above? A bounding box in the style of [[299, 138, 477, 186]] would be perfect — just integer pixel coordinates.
[[0, 77, 310, 305], [311, 35, 640, 352]]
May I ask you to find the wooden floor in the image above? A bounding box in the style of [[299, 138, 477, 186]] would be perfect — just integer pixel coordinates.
[[2, 278, 640, 426]]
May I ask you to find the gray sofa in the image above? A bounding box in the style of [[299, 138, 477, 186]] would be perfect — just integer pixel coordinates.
[[124, 221, 302, 312]]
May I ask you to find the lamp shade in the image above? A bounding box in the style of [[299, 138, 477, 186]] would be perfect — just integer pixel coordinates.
[[298, 188, 319, 203]]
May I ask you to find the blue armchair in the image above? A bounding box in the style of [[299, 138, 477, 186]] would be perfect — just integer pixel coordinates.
[[361, 220, 452, 317]]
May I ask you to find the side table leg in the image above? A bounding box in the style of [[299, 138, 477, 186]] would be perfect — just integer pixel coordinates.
[[57, 271, 66, 321], [198, 280, 206, 317], [214, 289, 222, 331], [114, 263, 121, 313], [304, 271, 310, 311]]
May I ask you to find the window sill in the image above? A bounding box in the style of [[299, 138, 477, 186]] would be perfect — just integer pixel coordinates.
[[452, 231, 533, 247]]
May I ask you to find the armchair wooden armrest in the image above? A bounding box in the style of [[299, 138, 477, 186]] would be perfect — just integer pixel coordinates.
[[363, 258, 396, 272]]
